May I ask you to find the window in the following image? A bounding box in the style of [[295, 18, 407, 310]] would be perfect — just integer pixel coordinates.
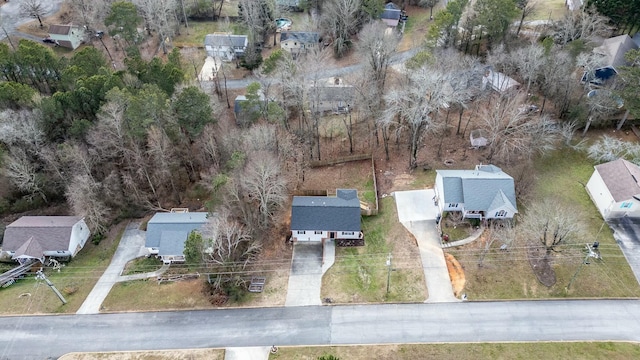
[[495, 210, 507, 217], [314, 231, 323, 234], [343, 231, 355, 235], [450, 203, 458, 208], [297, 230, 306, 234], [621, 202, 633, 209]]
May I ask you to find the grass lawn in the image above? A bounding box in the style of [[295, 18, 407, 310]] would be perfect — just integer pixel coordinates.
[[102, 279, 213, 312], [448, 147, 640, 299], [321, 197, 427, 303], [269, 342, 640, 360], [0, 222, 126, 314], [530, 0, 569, 21], [173, 21, 248, 48], [122, 256, 164, 276]]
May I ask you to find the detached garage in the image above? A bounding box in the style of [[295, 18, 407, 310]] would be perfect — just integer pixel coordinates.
[[586, 159, 640, 220]]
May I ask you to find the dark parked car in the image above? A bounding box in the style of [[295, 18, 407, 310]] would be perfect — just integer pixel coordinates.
[[42, 37, 55, 44]]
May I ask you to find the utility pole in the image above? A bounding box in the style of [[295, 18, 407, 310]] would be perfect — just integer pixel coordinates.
[[36, 269, 67, 305], [566, 243, 601, 291], [386, 253, 393, 294]]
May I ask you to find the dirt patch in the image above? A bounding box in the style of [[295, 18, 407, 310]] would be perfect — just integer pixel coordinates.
[[445, 253, 465, 297], [527, 244, 556, 287], [58, 348, 224, 360]]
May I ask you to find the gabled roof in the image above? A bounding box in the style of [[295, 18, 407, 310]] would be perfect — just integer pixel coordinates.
[[13, 237, 45, 260], [280, 31, 320, 44], [482, 69, 520, 93], [145, 212, 209, 250], [594, 159, 640, 202], [204, 33, 248, 48], [382, 3, 401, 20], [593, 35, 638, 69], [3, 216, 83, 253], [49, 24, 74, 36], [308, 82, 355, 103], [437, 165, 517, 213], [291, 189, 361, 232]]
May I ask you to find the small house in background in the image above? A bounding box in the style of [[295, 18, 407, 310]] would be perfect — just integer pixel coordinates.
[[470, 129, 488, 148], [2, 216, 90, 264], [280, 31, 320, 57], [482, 68, 520, 94], [276, 0, 303, 11], [308, 77, 355, 114], [434, 165, 517, 220], [381, 2, 401, 28], [48, 24, 85, 50], [586, 159, 640, 220], [565, 0, 583, 11], [204, 33, 248, 62], [291, 189, 364, 246], [145, 211, 209, 264], [582, 35, 639, 85], [234, 93, 266, 126]]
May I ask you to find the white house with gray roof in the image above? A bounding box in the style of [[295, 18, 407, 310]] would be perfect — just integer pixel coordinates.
[[434, 165, 517, 220], [280, 31, 320, 56], [290, 189, 363, 243], [145, 212, 209, 264], [2, 216, 90, 263], [586, 159, 640, 220], [204, 33, 248, 62]]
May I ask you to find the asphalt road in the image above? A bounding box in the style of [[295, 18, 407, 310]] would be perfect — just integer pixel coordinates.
[[2, 300, 640, 359]]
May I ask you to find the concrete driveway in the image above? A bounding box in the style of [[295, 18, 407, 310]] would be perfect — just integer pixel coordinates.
[[76, 221, 147, 314], [607, 217, 640, 284], [394, 189, 459, 303], [285, 243, 324, 306]]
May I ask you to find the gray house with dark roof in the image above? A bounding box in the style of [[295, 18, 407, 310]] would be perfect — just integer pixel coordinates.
[[434, 165, 517, 220], [280, 31, 320, 56], [145, 212, 209, 263], [291, 189, 363, 243], [586, 158, 640, 220], [381, 2, 401, 27], [204, 33, 248, 62], [308, 77, 355, 114], [2, 216, 90, 263]]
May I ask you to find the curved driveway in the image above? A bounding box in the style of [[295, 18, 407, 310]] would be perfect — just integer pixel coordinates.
[[2, 300, 640, 359]]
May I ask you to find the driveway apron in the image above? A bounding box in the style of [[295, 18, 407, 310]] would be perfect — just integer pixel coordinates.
[[394, 189, 459, 302], [285, 243, 323, 306], [76, 221, 146, 314], [608, 217, 640, 285]]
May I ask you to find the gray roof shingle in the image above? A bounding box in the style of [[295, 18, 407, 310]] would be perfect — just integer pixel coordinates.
[[204, 34, 248, 48], [594, 159, 640, 202], [280, 32, 320, 44], [437, 166, 517, 213], [3, 216, 83, 253], [145, 213, 209, 256], [291, 189, 361, 232]]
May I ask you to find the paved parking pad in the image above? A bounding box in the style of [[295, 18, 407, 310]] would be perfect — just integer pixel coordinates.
[[394, 189, 459, 303], [285, 243, 323, 306]]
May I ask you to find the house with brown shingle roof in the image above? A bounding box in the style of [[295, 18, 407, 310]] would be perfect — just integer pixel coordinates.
[[48, 24, 85, 50], [586, 159, 640, 220], [2, 216, 90, 263]]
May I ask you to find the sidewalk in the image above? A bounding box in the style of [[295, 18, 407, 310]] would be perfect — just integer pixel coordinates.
[[394, 189, 459, 303], [76, 221, 146, 314]]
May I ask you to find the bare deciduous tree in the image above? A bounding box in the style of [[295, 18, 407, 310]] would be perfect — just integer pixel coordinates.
[[552, 6, 612, 46], [3, 147, 45, 200], [587, 135, 640, 164], [20, 0, 47, 27], [480, 93, 560, 164], [321, 0, 362, 58], [66, 174, 110, 235], [385, 66, 452, 169], [515, 0, 538, 36], [518, 200, 585, 254], [201, 210, 260, 289], [241, 153, 288, 229], [0, 109, 44, 152], [134, 0, 179, 53]]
